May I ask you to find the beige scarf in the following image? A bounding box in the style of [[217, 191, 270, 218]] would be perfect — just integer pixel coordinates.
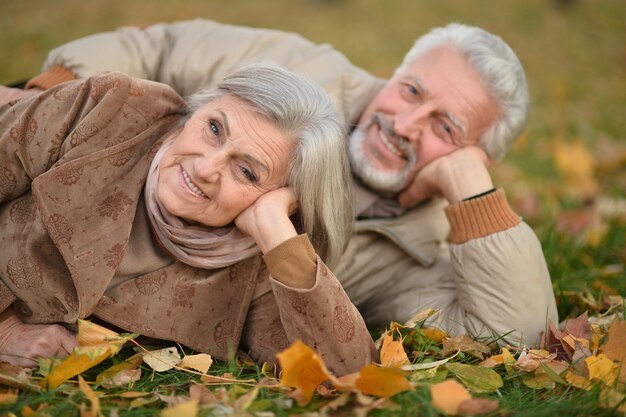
[[144, 139, 260, 269]]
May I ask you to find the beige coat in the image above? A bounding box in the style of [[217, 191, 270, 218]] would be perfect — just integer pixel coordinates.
[[38, 19, 558, 347], [0, 73, 376, 375]]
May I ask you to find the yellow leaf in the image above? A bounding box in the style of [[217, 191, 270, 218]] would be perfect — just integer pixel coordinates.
[[43, 348, 112, 389], [142, 347, 182, 372], [553, 139, 597, 196], [276, 340, 332, 405], [586, 354, 618, 386], [522, 372, 556, 390], [180, 353, 213, 374], [565, 369, 592, 390], [160, 399, 198, 417], [78, 376, 101, 417], [77, 320, 126, 351], [422, 327, 448, 343], [430, 379, 472, 415], [41, 321, 128, 389], [380, 333, 410, 368], [354, 364, 413, 397]]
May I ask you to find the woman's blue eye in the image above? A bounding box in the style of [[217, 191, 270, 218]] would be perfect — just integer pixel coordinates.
[[209, 120, 219, 135]]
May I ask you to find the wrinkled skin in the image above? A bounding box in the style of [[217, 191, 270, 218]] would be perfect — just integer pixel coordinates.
[[0, 311, 77, 367]]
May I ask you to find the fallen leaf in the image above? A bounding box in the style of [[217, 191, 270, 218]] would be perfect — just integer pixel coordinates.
[[404, 308, 437, 327], [189, 383, 219, 405], [565, 368, 592, 390], [430, 379, 472, 415], [42, 321, 129, 389], [447, 363, 503, 393], [603, 319, 626, 362], [553, 139, 597, 197], [78, 376, 101, 417], [96, 353, 143, 386], [422, 327, 448, 343], [442, 335, 491, 360], [180, 354, 213, 374], [401, 352, 459, 371], [118, 391, 153, 399], [515, 349, 556, 372], [522, 372, 556, 390], [380, 333, 410, 368], [100, 369, 141, 389], [142, 347, 182, 372], [457, 397, 499, 415], [354, 364, 413, 397], [586, 354, 618, 386], [276, 340, 332, 405], [0, 389, 18, 405], [233, 385, 260, 412], [160, 399, 198, 417]]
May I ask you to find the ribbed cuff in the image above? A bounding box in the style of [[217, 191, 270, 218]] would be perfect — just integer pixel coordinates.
[[25, 65, 77, 90], [263, 234, 316, 288], [445, 188, 520, 244]]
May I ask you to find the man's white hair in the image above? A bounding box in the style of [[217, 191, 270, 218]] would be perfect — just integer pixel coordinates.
[[395, 23, 530, 161]]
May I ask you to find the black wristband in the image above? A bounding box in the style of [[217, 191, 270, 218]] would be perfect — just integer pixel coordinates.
[[463, 188, 497, 201]]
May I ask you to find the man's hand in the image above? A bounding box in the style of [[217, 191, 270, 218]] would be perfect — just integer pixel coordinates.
[[234, 187, 299, 254], [0, 310, 77, 368], [398, 146, 494, 207]]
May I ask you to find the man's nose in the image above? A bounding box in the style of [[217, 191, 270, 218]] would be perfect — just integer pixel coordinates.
[[393, 107, 429, 141]]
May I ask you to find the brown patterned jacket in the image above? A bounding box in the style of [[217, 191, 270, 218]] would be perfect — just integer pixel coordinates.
[[0, 73, 376, 375]]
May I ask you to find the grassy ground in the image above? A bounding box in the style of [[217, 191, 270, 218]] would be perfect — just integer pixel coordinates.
[[0, 0, 625, 415]]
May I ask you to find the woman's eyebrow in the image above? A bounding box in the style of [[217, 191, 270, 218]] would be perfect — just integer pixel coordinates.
[[241, 154, 269, 175], [217, 109, 231, 137]]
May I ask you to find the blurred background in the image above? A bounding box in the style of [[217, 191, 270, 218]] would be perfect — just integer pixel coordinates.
[[1, 0, 625, 305]]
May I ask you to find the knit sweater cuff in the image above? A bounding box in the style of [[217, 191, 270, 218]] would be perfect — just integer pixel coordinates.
[[26, 65, 77, 90], [445, 188, 520, 244]]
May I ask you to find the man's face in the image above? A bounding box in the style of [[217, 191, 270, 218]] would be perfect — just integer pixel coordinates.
[[349, 46, 500, 193]]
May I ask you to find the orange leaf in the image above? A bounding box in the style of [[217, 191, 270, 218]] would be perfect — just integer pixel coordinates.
[[422, 327, 448, 343], [430, 379, 472, 415], [603, 319, 626, 362], [276, 340, 332, 405], [380, 333, 410, 368], [78, 376, 101, 417], [354, 364, 413, 397]]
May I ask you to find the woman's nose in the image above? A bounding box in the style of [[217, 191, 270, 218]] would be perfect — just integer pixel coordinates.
[[196, 152, 224, 184]]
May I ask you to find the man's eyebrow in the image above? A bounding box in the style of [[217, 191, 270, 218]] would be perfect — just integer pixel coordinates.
[[445, 111, 467, 138]]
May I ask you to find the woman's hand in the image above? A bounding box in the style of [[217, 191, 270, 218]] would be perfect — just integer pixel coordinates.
[[0, 310, 77, 368], [235, 187, 299, 254]]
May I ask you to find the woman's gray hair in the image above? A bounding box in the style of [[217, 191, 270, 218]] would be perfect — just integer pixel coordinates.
[[186, 63, 352, 268], [395, 23, 530, 161]]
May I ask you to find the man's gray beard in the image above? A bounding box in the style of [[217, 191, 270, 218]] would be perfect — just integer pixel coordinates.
[[348, 120, 417, 195]]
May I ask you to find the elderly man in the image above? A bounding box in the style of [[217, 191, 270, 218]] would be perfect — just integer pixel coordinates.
[[17, 19, 557, 348]]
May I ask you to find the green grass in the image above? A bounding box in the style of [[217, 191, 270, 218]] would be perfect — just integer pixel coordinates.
[[1, 0, 625, 415]]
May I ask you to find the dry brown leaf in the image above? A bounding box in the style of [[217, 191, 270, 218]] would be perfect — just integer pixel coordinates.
[[189, 383, 219, 405], [457, 397, 499, 415], [430, 379, 472, 415], [603, 319, 626, 362], [515, 350, 556, 372], [354, 364, 413, 397], [180, 353, 213, 374], [276, 340, 332, 405], [233, 385, 260, 412], [96, 353, 143, 386], [380, 333, 410, 368], [442, 334, 491, 360], [142, 347, 181, 372], [100, 369, 141, 389]]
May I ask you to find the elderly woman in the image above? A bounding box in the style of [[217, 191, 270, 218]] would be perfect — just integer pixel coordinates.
[[0, 64, 376, 375]]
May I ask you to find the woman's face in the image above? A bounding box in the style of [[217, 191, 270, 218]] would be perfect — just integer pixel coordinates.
[[157, 95, 294, 227]]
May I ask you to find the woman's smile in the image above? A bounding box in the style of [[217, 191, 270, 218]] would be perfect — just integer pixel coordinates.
[[179, 166, 208, 199]]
